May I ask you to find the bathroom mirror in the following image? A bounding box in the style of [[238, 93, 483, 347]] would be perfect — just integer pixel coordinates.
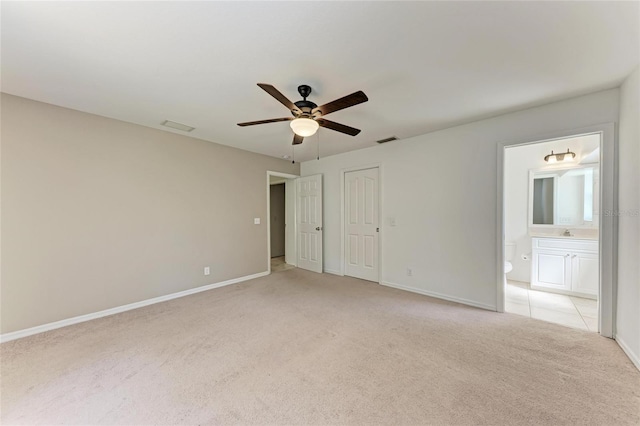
[[528, 165, 599, 228]]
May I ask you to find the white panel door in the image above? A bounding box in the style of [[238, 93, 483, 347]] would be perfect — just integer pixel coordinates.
[[345, 168, 379, 282], [296, 174, 323, 273]]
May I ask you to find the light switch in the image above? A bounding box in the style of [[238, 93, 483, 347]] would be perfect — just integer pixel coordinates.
[[254, 218, 260, 225]]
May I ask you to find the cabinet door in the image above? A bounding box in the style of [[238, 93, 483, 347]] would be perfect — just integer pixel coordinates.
[[572, 252, 599, 296], [533, 249, 571, 290]]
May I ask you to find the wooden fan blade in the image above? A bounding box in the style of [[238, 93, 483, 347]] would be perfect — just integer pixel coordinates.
[[312, 91, 368, 116], [316, 118, 361, 136], [257, 83, 301, 114], [292, 134, 304, 145], [237, 117, 292, 127]]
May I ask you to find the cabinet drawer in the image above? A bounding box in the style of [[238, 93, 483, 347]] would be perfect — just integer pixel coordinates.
[[533, 238, 598, 253]]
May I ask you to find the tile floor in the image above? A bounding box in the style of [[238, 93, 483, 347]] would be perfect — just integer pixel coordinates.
[[271, 256, 296, 273], [506, 280, 598, 332]]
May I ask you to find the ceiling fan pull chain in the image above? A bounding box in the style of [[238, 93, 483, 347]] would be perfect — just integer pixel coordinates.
[[292, 144, 295, 164], [317, 130, 320, 160]]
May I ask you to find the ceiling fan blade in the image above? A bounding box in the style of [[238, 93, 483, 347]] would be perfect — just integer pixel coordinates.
[[237, 117, 292, 127], [316, 118, 361, 136], [312, 91, 368, 116], [257, 83, 301, 114], [292, 134, 304, 145]]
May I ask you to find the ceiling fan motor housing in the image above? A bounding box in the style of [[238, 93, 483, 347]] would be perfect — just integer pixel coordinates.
[[293, 85, 317, 117], [293, 101, 317, 117]]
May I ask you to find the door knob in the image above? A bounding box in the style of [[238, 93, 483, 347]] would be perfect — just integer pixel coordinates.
[[316, 227, 322, 231]]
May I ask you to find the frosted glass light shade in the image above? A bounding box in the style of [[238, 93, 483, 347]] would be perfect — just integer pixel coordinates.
[[290, 118, 319, 137]]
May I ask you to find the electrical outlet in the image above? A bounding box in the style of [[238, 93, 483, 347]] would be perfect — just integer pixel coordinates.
[[204, 267, 210, 276], [406, 267, 412, 277]]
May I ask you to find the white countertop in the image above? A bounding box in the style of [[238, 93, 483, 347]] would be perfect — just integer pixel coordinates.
[[530, 233, 598, 241]]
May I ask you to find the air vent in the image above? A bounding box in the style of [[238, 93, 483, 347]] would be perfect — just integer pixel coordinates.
[[161, 120, 195, 132], [376, 136, 398, 144]]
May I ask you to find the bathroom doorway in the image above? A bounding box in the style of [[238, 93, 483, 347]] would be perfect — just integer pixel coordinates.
[[501, 131, 605, 333]]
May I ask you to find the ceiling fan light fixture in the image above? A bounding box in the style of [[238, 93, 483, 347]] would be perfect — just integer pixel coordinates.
[[290, 118, 319, 137]]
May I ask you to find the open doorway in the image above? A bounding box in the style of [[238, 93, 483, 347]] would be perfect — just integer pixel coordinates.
[[498, 124, 616, 338], [267, 172, 298, 273], [269, 179, 293, 272], [503, 132, 603, 333]]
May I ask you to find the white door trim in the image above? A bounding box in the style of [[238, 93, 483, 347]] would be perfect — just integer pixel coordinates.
[[496, 123, 616, 338], [340, 163, 383, 283], [267, 171, 299, 274]]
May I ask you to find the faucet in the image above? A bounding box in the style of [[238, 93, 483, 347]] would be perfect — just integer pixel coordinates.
[[563, 229, 573, 237]]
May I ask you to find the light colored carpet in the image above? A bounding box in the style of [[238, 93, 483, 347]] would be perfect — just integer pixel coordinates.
[[1, 269, 639, 425], [270, 256, 295, 273]]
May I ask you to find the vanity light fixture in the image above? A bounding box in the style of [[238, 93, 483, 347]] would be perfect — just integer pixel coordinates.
[[544, 149, 576, 163]]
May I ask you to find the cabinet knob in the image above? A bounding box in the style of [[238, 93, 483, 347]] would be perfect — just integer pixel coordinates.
[[565, 254, 571, 257]]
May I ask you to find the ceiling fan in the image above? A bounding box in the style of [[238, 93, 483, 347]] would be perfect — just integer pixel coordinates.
[[237, 83, 368, 145]]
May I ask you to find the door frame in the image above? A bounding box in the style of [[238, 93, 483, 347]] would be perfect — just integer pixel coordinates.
[[340, 163, 383, 283], [496, 123, 616, 338], [267, 171, 299, 273]]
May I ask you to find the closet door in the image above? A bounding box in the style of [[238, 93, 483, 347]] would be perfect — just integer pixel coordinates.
[[344, 168, 379, 282]]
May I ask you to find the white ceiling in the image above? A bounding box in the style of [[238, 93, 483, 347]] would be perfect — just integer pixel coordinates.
[[2, 2, 638, 162]]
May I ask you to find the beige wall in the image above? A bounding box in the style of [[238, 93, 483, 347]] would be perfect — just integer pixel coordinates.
[[1, 94, 299, 333]]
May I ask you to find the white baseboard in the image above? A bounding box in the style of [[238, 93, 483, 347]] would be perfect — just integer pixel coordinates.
[[380, 281, 496, 311], [0, 271, 269, 344], [615, 335, 640, 371], [323, 268, 342, 276]]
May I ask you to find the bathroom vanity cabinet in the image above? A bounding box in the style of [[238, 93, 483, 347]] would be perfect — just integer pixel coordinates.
[[531, 237, 598, 298]]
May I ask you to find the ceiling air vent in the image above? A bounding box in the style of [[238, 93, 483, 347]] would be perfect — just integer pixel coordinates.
[[376, 136, 398, 144], [161, 120, 195, 132]]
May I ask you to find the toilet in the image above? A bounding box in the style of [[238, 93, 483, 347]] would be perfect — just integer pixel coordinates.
[[504, 242, 517, 284]]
